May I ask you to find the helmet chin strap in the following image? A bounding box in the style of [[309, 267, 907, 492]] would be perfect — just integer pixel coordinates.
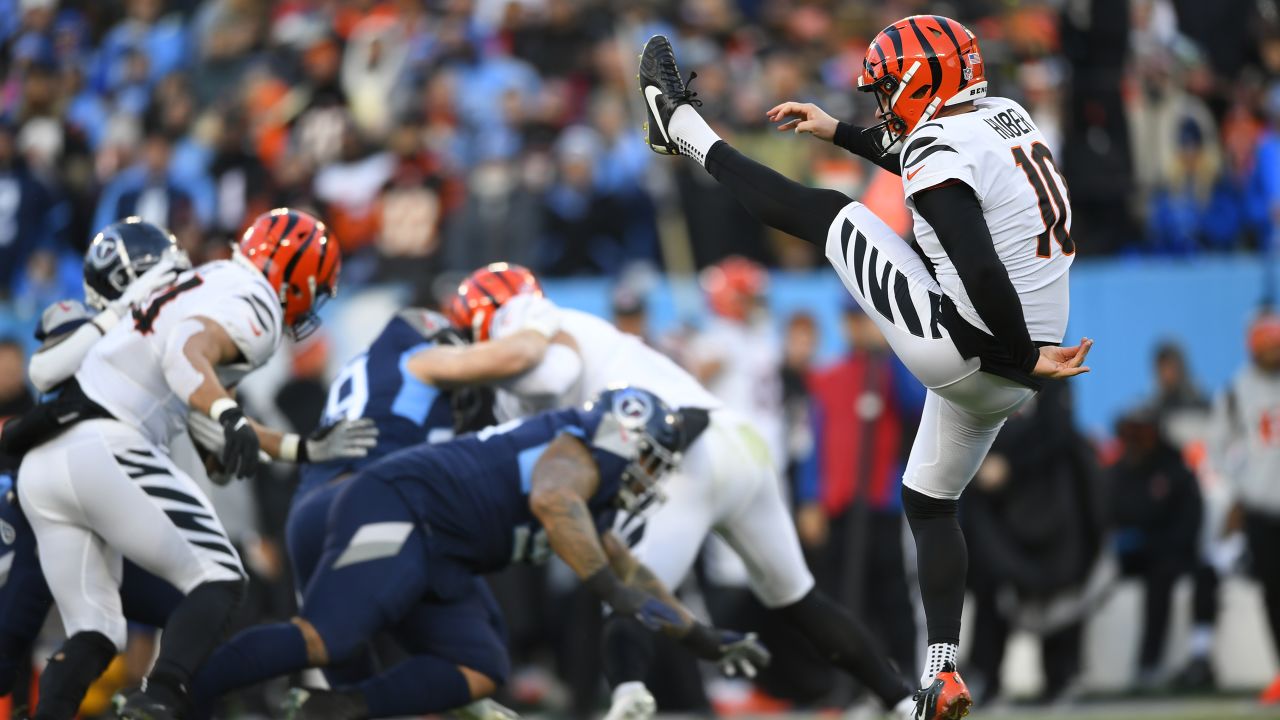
[[915, 96, 943, 128], [888, 61, 920, 109]]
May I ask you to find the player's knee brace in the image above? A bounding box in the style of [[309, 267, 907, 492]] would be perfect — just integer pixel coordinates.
[[901, 486, 958, 522], [33, 631, 117, 720]]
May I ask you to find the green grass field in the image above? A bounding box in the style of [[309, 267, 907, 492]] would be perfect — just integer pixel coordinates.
[[649, 699, 1280, 720]]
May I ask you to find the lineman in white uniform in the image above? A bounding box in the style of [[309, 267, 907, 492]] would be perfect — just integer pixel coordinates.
[[638, 14, 1091, 719], [446, 265, 917, 720], [15, 210, 343, 719]]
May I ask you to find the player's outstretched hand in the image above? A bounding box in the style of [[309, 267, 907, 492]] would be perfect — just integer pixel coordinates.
[[767, 102, 838, 142], [1032, 337, 1093, 379], [114, 257, 184, 311], [305, 417, 379, 462], [712, 631, 771, 679]]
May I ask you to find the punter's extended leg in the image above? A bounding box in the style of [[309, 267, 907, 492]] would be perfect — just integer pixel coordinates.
[[639, 35, 849, 245]]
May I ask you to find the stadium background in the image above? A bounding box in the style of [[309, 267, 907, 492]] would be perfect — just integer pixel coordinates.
[[1, 0, 1279, 717]]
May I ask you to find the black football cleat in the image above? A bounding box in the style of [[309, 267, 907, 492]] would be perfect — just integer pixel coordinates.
[[283, 687, 370, 720], [638, 35, 700, 156]]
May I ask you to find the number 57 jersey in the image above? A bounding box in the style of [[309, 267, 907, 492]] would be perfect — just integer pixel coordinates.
[[76, 260, 284, 447], [901, 96, 1073, 344]]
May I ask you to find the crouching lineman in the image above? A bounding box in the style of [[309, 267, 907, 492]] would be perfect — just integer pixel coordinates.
[[12, 209, 342, 719], [189, 387, 768, 719], [276, 306, 560, 720], [447, 264, 919, 719]]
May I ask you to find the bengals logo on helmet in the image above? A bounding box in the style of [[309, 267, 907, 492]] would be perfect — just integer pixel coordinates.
[[446, 263, 543, 341], [857, 15, 988, 156], [237, 208, 341, 339]]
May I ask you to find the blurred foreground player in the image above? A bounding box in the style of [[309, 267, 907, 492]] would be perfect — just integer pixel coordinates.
[[190, 388, 767, 719], [638, 15, 1091, 717], [14, 209, 341, 719]]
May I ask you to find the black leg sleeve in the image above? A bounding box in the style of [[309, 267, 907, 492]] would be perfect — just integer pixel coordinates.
[[602, 614, 657, 687], [32, 631, 117, 720], [776, 589, 913, 708], [704, 141, 852, 246], [902, 487, 967, 646], [146, 578, 245, 711]]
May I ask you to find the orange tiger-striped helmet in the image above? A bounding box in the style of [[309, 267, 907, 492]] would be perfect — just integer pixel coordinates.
[[236, 208, 341, 339], [701, 256, 767, 322], [446, 262, 544, 341], [857, 15, 987, 155]]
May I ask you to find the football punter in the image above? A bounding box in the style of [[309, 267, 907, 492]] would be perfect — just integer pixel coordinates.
[[637, 17, 1091, 718], [188, 388, 768, 720], [447, 264, 919, 719], [13, 209, 342, 719]]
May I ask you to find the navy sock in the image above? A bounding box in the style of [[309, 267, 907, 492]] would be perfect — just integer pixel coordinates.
[[189, 622, 308, 712], [360, 655, 472, 717]]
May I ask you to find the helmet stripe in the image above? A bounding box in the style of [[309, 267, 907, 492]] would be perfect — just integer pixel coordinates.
[[281, 223, 320, 292], [907, 17, 943, 97], [314, 228, 335, 288], [261, 212, 296, 280], [491, 269, 518, 294], [932, 16, 968, 91], [883, 24, 904, 72], [870, 40, 887, 71], [467, 276, 500, 305]]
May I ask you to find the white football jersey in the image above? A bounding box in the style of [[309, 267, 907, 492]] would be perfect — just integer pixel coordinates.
[[687, 317, 785, 470], [76, 260, 283, 447], [490, 297, 721, 418], [901, 96, 1073, 343]]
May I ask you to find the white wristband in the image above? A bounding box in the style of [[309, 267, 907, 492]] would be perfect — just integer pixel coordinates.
[[280, 433, 301, 463], [209, 398, 239, 422]]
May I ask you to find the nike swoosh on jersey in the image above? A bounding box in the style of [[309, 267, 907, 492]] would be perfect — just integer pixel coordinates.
[[249, 322, 263, 337], [906, 166, 926, 180], [644, 86, 671, 143]]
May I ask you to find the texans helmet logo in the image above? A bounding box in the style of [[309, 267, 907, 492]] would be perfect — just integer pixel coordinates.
[[89, 238, 120, 269]]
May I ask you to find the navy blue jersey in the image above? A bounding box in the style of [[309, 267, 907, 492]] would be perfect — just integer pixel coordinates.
[[299, 316, 455, 495], [365, 405, 630, 574]]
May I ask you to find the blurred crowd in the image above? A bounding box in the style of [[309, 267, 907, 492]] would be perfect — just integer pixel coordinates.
[[2, 0, 1280, 325]]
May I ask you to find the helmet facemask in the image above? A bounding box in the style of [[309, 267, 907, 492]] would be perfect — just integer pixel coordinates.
[[858, 60, 941, 158], [617, 435, 681, 518]]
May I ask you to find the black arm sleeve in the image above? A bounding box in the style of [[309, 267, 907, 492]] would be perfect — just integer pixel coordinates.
[[913, 181, 1039, 374], [833, 122, 902, 175]]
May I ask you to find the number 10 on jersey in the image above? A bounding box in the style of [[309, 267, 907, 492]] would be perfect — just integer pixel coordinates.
[[1012, 142, 1073, 258]]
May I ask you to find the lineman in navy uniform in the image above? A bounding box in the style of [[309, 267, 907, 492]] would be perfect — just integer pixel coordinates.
[[275, 305, 557, 720], [190, 388, 769, 719]]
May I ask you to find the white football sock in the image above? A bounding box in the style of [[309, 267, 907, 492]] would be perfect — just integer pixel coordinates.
[[668, 105, 720, 166], [921, 642, 958, 686]]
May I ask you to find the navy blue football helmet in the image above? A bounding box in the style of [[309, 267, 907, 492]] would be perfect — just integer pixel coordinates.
[[83, 218, 188, 310], [587, 386, 686, 515]]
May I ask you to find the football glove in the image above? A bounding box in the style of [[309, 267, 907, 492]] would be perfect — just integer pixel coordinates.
[[213, 400, 259, 481], [682, 626, 770, 678], [296, 418, 379, 463], [110, 257, 184, 315]]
